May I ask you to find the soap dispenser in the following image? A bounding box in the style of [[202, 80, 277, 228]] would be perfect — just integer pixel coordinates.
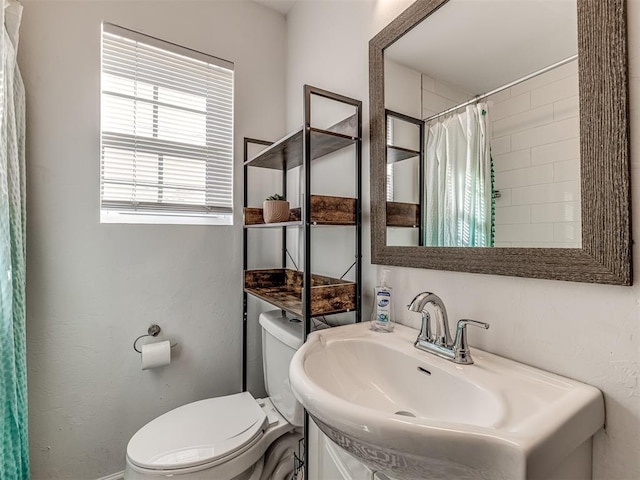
[[371, 268, 394, 332]]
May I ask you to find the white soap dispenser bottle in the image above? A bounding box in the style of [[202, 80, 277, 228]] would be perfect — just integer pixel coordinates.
[[371, 268, 394, 332]]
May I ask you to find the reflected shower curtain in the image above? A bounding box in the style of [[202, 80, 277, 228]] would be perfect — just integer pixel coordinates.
[[424, 104, 493, 247], [0, 1, 28, 479]]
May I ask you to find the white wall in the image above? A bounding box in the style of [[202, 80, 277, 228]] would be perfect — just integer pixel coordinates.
[[421, 71, 472, 119], [20, 1, 286, 478], [286, 1, 640, 479]]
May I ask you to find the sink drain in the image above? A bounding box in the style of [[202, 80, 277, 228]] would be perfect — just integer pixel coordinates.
[[394, 410, 417, 418]]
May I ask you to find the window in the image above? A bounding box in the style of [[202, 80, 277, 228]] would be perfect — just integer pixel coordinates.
[[100, 24, 234, 224], [386, 116, 394, 202]]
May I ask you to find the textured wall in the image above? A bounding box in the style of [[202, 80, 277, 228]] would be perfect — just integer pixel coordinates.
[[20, 1, 286, 478], [286, 0, 640, 479]]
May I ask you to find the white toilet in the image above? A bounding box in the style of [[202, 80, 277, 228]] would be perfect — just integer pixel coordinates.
[[124, 310, 304, 480]]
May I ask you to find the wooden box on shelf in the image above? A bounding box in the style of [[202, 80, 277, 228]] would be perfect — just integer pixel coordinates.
[[244, 194, 356, 227], [244, 268, 356, 316], [386, 201, 420, 228]]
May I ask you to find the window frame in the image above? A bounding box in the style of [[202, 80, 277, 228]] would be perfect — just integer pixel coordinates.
[[100, 23, 235, 225]]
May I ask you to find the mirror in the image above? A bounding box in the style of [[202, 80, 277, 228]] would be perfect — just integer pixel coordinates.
[[385, 0, 579, 248], [370, 0, 631, 284]]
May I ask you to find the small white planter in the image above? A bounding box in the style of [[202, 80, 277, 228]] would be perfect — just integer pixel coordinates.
[[263, 200, 290, 223]]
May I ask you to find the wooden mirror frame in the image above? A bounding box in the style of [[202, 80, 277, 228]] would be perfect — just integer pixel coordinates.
[[370, 0, 631, 285]]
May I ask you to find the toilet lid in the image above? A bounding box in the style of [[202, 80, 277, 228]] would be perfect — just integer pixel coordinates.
[[127, 392, 267, 470]]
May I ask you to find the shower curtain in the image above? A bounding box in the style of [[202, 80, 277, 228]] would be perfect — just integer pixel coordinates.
[[423, 104, 493, 247], [0, 1, 28, 479]]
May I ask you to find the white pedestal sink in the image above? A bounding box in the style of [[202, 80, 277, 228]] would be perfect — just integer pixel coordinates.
[[289, 322, 604, 480]]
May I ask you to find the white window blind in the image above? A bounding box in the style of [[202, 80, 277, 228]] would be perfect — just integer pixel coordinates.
[[100, 23, 234, 224]]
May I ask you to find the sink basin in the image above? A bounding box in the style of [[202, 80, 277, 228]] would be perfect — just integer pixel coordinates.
[[290, 322, 604, 480]]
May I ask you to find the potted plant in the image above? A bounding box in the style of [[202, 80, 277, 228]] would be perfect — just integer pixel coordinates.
[[263, 193, 290, 223]]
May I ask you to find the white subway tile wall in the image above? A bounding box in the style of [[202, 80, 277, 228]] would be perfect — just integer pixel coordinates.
[[511, 180, 580, 206], [531, 201, 581, 224], [531, 137, 579, 165], [490, 59, 580, 247], [490, 92, 530, 122], [493, 149, 531, 172], [490, 135, 511, 156], [510, 116, 579, 151]]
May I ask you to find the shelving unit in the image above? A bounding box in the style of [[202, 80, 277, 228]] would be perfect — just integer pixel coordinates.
[[242, 85, 362, 476], [385, 109, 424, 239], [242, 85, 362, 479]]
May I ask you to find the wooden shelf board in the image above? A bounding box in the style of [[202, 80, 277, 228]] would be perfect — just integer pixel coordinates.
[[245, 221, 304, 229], [244, 221, 356, 229], [245, 115, 359, 170]]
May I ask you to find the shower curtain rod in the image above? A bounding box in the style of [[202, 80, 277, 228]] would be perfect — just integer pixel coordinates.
[[423, 54, 579, 123]]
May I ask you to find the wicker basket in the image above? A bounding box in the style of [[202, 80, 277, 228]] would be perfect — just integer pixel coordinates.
[[263, 200, 290, 223]]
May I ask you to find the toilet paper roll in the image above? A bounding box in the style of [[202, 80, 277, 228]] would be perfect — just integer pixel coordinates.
[[141, 341, 171, 370]]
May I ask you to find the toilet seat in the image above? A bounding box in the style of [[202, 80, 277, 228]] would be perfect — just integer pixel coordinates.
[[127, 392, 268, 471]]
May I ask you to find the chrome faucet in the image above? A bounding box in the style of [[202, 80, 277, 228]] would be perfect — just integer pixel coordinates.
[[407, 292, 489, 365], [407, 292, 452, 346]]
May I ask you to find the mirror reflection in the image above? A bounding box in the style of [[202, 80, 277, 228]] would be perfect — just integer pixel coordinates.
[[384, 0, 580, 248]]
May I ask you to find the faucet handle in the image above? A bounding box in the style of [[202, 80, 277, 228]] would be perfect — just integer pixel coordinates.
[[452, 319, 490, 365], [458, 319, 490, 330]]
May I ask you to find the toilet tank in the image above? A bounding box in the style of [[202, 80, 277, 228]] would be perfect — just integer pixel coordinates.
[[259, 310, 304, 427]]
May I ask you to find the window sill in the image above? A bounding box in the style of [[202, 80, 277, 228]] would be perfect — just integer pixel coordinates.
[[100, 210, 233, 226]]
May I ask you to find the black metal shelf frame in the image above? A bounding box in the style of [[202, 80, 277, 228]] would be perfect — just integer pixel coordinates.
[[242, 86, 362, 480], [242, 136, 273, 394]]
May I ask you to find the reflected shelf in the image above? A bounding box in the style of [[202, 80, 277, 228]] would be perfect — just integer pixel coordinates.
[[387, 201, 420, 228], [387, 145, 420, 164]]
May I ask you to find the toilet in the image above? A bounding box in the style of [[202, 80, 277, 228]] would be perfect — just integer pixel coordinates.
[[124, 310, 304, 480]]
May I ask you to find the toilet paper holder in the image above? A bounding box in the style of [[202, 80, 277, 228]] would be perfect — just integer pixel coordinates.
[[133, 324, 178, 353]]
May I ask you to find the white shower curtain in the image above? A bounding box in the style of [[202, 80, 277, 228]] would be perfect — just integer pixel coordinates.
[[423, 104, 493, 247], [0, 1, 28, 478]]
